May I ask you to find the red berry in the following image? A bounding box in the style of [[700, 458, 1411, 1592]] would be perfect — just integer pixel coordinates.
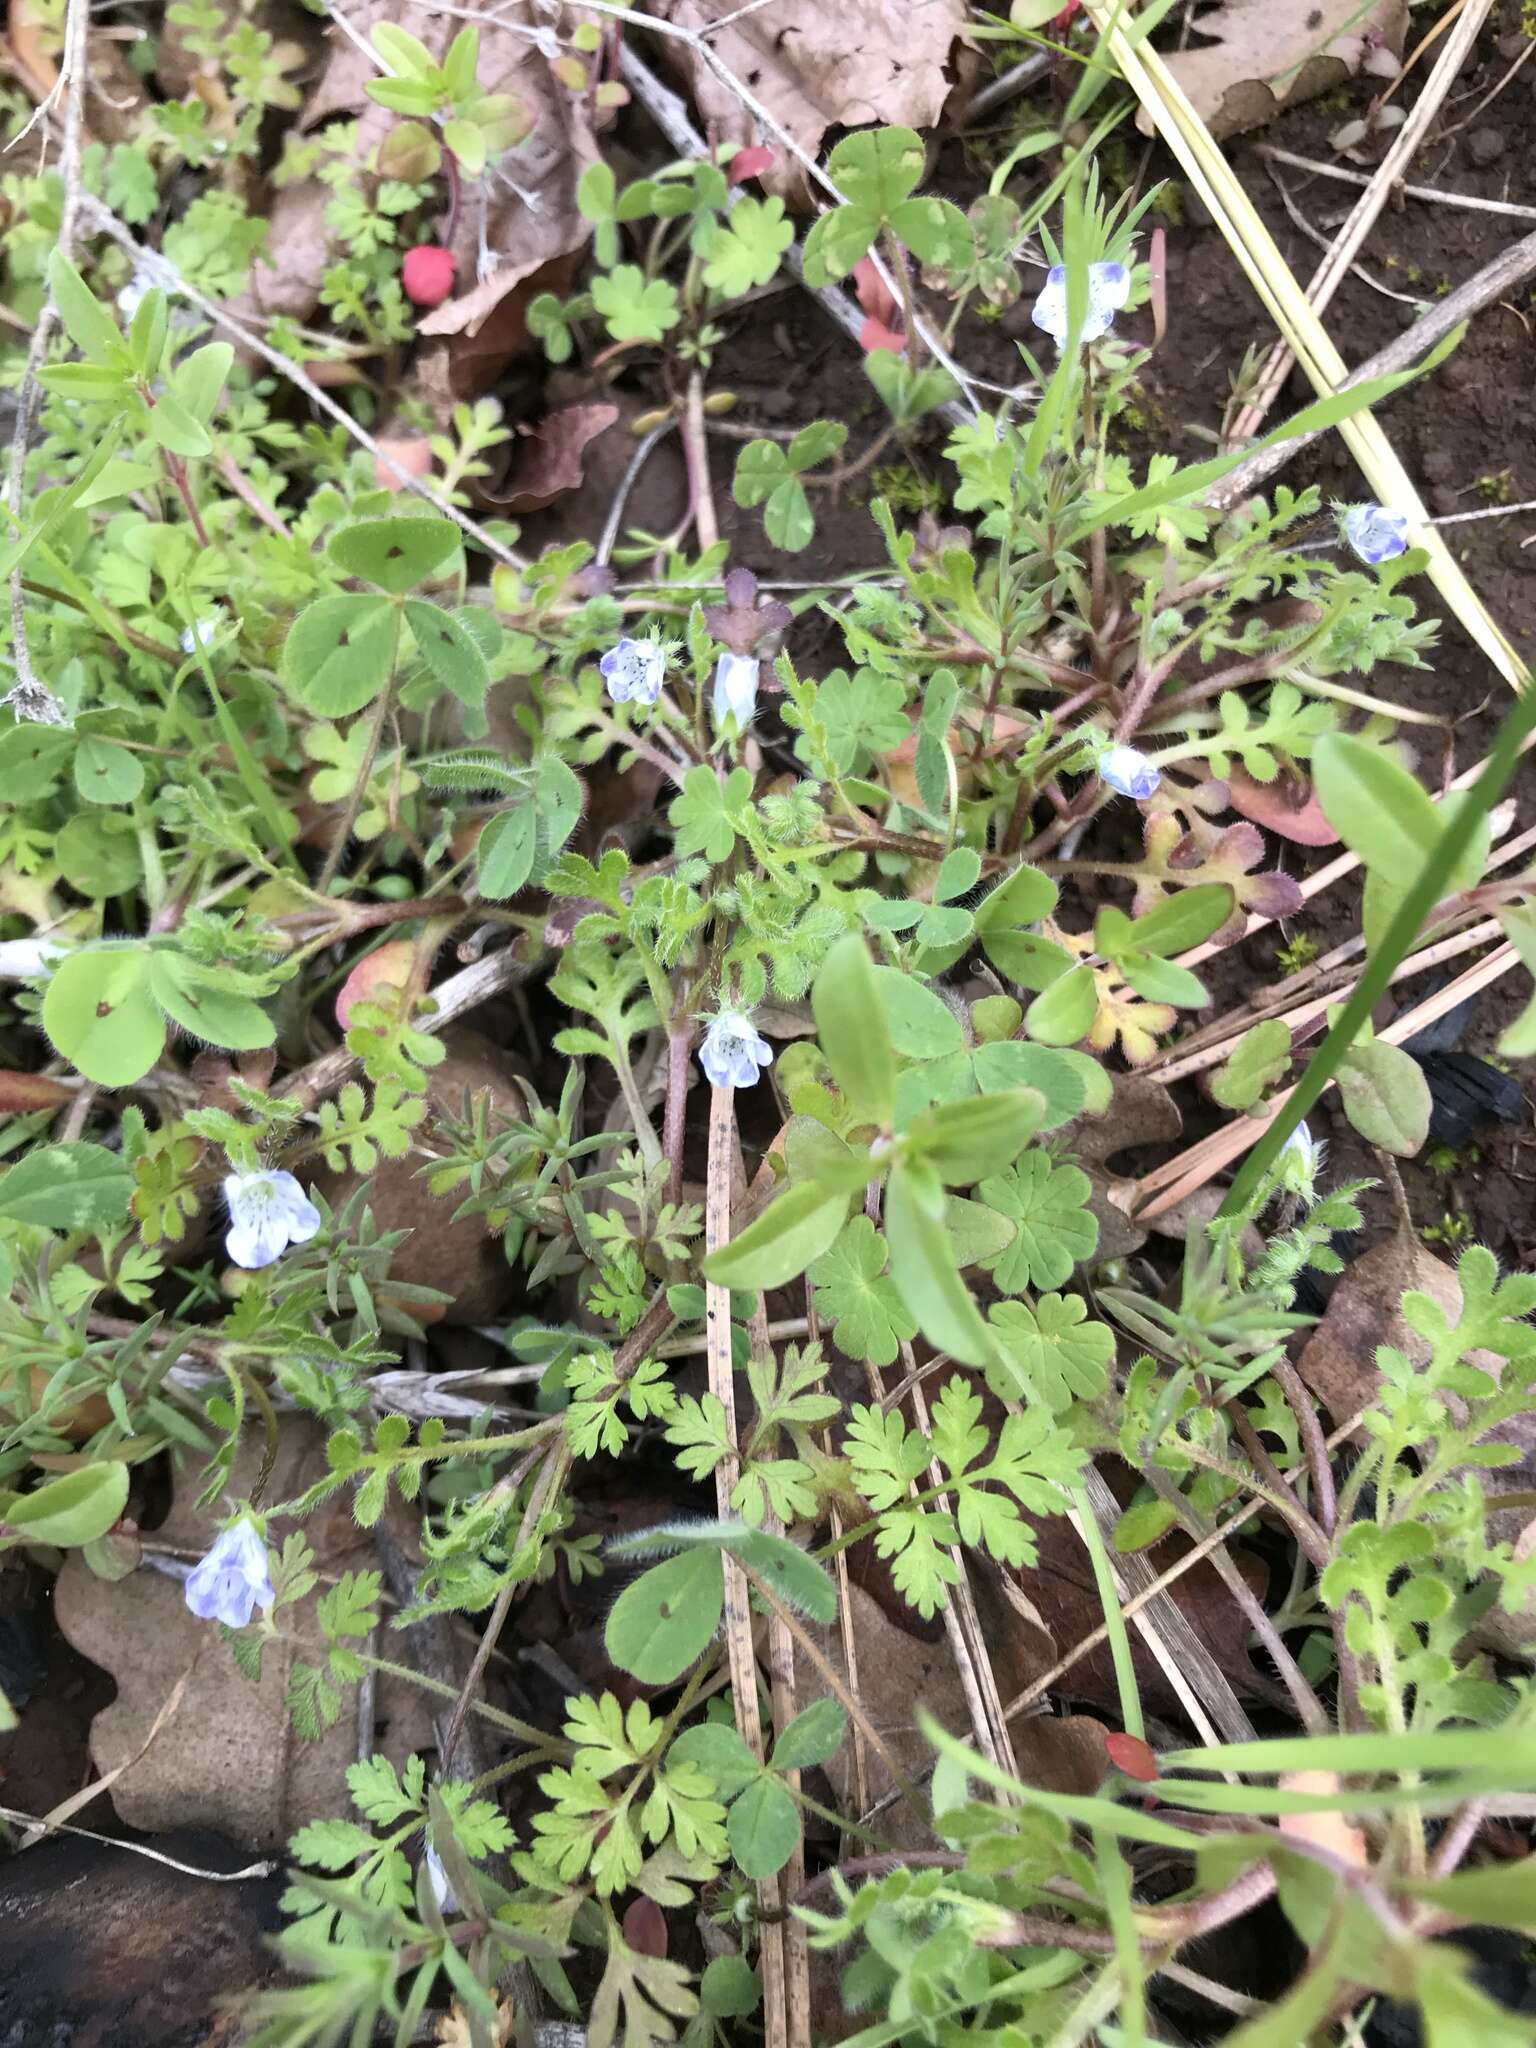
[[402, 245, 456, 309]]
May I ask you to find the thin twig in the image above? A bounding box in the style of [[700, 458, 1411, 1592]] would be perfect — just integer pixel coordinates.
[[1208, 226, 1536, 513], [1253, 143, 1536, 224], [704, 1081, 790, 2048], [78, 198, 526, 573]]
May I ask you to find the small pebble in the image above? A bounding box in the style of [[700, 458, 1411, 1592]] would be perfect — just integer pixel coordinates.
[[1467, 126, 1506, 167]]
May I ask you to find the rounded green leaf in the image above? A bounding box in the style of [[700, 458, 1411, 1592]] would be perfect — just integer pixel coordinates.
[[328, 516, 460, 595], [700, 1956, 761, 2019], [144, 392, 211, 459], [727, 1775, 800, 1879], [1025, 964, 1097, 1047], [770, 1697, 846, 1771], [604, 1547, 723, 1683], [44, 949, 164, 1086], [477, 804, 538, 900], [284, 594, 398, 716], [404, 598, 489, 708], [0, 1142, 132, 1231], [874, 966, 964, 1059], [970, 1041, 1085, 1128], [56, 812, 142, 897], [147, 955, 275, 1052], [670, 1722, 759, 1800], [73, 736, 145, 806], [3, 1462, 129, 1548], [1335, 1038, 1432, 1157]]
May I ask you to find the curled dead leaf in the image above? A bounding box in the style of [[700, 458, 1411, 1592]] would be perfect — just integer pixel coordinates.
[[653, 0, 972, 201], [1227, 764, 1340, 848], [1142, 0, 1408, 143], [478, 401, 619, 513]]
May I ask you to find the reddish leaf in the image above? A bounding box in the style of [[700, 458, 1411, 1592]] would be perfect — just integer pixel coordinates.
[[622, 1895, 668, 1959], [853, 255, 904, 354], [1104, 1731, 1159, 1782], [1227, 765, 1340, 847], [729, 145, 777, 184], [485, 403, 619, 514], [0, 1071, 73, 1111], [336, 940, 415, 1031]]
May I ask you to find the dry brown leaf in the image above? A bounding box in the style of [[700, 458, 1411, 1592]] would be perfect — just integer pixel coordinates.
[[55, 1423, 436, 1851], [1141, 0, 1408, 142], [653, 0, 972, 199], [415, 2, 602, 345], [480, 401, 619, 513], [230, 0, 598, 378], [796, 1579, 1105, 1849], [7, 0, 57, 102], [1060, 1073, 1182, 1263], [312, 1026, 533, 1325]]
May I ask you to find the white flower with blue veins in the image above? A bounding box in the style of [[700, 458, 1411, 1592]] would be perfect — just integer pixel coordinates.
[[1031, 260, 1131, 349], [223, 1169, 321, 1270], [1098, 744, 1161, 801], [184, 1517, 275, 1629], [699, 1010, 773, 1091], [712, 651, 760, 729], [599, 635, 667, 706], [1342, 504, 1410, 566]]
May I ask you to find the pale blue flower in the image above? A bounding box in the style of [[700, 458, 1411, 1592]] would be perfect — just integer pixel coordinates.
[[184, 1518, 274, 1629], [223, 1169, 321, 1270], [699, 1010, 773, 1091], [600, 636, 667, 706], [1099, 744, 1161, 801], [1342, 504, 1410, 566], [1031, 260, 1131, 349], [181, 616, 221, 655], [712, 652, 760, 728]]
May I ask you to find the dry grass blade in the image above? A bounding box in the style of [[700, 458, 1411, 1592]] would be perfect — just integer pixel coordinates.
[[1226, 0, 1497, 443], [1134, 940, 1521, 1219], [1074, 1465, 1256, 1747], [1080, 0, 1527, 693], [705, 1083, 790, 2048]]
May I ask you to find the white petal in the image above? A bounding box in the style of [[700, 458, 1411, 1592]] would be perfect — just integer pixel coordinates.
[[226, 1211, 286, 1269]]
